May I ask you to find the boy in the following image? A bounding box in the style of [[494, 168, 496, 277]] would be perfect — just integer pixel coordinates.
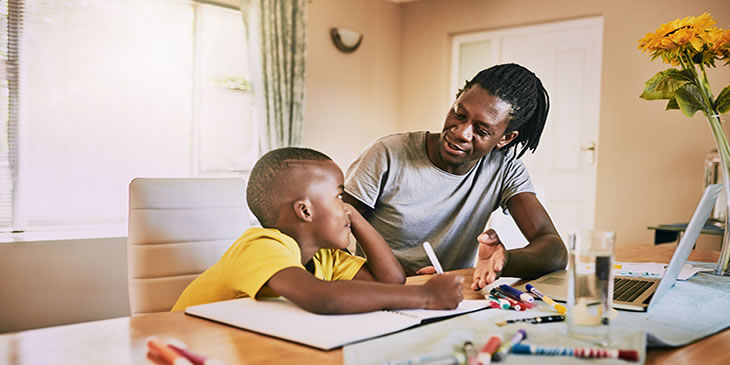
[[171, 147, 464, 314]]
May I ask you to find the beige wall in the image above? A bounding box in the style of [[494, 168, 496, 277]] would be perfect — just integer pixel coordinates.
[[303, 0, 402, 169], [396, 0, 730, 245]]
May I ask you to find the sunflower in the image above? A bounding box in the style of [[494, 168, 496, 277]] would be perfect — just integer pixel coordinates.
[[638, 12, 717, 65]]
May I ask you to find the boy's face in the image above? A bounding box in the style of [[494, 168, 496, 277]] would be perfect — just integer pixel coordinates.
[[303, 160, 351, 250]]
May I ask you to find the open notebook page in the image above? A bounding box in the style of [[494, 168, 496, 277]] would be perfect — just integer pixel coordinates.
[[185, 297, 489, 350]]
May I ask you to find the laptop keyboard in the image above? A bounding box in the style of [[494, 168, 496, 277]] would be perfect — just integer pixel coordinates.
[[614, 278, 653, 302]]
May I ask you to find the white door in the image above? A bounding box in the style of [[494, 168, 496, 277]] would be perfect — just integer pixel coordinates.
[[451, 17, 603, 246]]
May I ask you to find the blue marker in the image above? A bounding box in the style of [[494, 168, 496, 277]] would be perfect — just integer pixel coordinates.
[[498, 284, 534, 303]]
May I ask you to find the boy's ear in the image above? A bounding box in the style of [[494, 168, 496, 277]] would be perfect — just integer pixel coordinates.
[[497, 130, 518, 149], [293, 199, 313, 222]]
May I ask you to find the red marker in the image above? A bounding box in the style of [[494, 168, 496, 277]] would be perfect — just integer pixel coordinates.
[[168, 343, 224, 365], [485, 298, 502, 309], [478, 334, 502, 365], [147, 338, 193, 365]]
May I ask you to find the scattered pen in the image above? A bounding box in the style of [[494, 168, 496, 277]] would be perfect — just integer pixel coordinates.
[[487, 295, 510, 310], [491, 329, 527, 362], [490, 287, 527, 306], [525, 284, 567, 315], [510, 343, 640, 362], [477, 335, 502, 365], [489, 289, 532, 310], [498, 284, 534, 303], [462, 341, 478, 365], [147, 337, 194, 365], [495, 315, 565, 327], [423, 241, 444, 274], [166, 339, 225, 365], [490, 291, 525, 311]]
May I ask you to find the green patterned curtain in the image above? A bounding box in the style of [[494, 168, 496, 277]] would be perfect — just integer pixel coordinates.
[[241, 0, 307, 152]]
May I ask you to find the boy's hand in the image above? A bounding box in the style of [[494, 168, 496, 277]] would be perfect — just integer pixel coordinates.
[[472, 229, 508, 290], [415, 266, 437, 275], [422, 274, 464, 309]]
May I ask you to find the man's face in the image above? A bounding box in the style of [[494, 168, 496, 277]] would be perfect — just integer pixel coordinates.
[[303, 160, 352, 250], [433, 85, 516, 174]]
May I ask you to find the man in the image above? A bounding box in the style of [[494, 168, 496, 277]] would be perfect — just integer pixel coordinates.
[[344, 63, 568, 290]]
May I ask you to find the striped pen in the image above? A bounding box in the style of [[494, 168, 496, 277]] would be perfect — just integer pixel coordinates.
[[511, 343, 639, 362]]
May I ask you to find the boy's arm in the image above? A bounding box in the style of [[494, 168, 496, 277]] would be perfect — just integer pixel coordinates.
[[346, 203, 405, 284], [267, 267, 464, 314]]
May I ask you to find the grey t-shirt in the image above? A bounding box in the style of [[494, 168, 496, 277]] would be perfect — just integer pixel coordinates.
[[344, 131, 534, 275]]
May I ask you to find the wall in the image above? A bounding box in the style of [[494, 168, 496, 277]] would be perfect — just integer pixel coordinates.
[[397, 0, 730, 245], [0, 237, 129, 333], [303, 0, 402, 169]]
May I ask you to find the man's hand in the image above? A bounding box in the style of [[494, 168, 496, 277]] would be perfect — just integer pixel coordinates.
[[471, 229, 508, 290]]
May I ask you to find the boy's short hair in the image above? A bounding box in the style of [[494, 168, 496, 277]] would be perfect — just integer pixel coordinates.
[[247, 147, 332, 227]]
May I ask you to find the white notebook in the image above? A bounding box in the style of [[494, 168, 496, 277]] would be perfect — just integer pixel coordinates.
[[185, 297, 490, 350]]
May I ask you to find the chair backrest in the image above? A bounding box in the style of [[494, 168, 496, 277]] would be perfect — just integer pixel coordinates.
[[127, 178, 249, 315]]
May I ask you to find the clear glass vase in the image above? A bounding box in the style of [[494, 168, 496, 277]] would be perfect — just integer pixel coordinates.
[[709, 115, 730, 276]]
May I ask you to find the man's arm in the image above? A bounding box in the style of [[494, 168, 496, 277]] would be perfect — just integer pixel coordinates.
[[472, 192, 568, 289], [267, 267, 464, 314], [346, 203, 406, 284]]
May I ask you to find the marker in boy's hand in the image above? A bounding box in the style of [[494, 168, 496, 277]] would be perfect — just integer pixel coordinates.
[[421, 274, 464, 309]]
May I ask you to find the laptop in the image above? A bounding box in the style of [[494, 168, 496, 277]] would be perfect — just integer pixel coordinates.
[[522, 184, 722, 312]]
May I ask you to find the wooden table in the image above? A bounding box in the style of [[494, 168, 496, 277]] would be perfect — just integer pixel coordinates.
[[1, 244, 728, 365]]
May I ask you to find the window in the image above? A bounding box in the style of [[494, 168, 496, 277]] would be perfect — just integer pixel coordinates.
[[0, 0, 257, 233]]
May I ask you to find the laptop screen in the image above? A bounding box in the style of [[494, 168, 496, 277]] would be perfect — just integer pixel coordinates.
[[649, 184, 721, 310]]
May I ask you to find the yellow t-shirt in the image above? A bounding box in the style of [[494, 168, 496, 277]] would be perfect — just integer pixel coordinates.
[[170, 227, 366, 312]]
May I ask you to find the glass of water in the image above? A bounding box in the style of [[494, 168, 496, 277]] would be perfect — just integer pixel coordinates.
[[567, 230, 615, 346]]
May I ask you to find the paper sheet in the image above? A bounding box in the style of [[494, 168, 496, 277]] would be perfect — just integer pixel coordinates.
[[613, 262, 712, 280]]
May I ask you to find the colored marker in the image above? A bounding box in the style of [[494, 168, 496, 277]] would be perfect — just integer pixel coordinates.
[[490, 287, 534, 308], [525, 284, 567, 315], [463, 341, 478, 365], [487, 295, 510, 310], [495, 315, 565, 327], [498, 284, 534, 303], [491, 291, 525, 311], [147, 337, 194, 365], [167, 344, 224, 365], [485, 297, 503, 309], [490, 287, 520, 302], [510, 343, 639, 362], [490, 289, 532, 310], [422, 241, 444, 274], [491, 329, 527, 362], [478, 335, 502, 365]]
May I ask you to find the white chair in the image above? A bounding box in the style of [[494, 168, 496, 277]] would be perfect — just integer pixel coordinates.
[[127, 178, 249, 315]]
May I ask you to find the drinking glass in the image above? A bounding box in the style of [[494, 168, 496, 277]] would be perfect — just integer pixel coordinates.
[[567, 230, 615, 346]]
